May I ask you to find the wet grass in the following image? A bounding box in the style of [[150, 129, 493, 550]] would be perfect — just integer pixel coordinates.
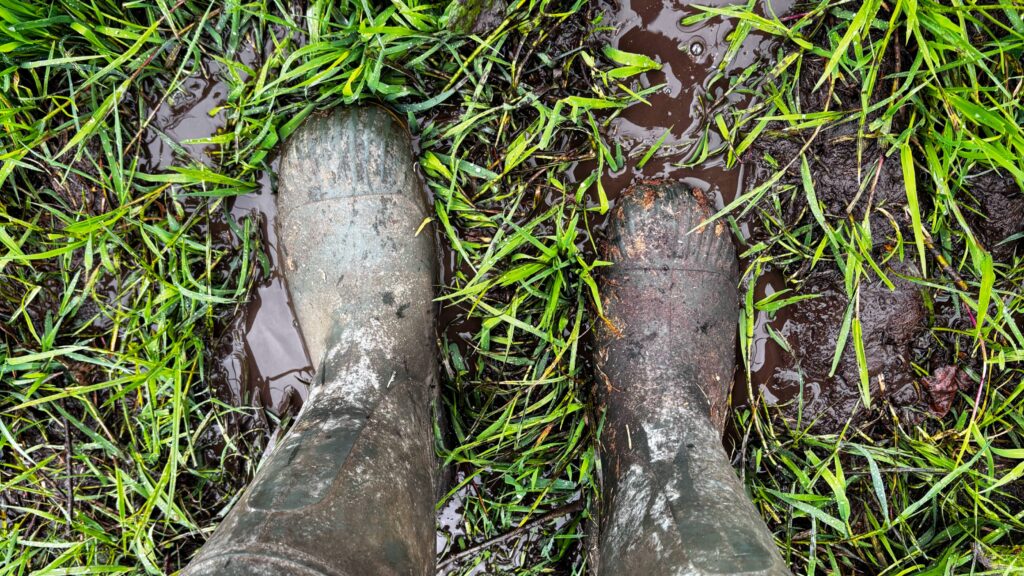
[[1, 0, 646, 573], [692, 1, 1024, 573], [5, 0, 1023, 574], [1, 2, 273, 571]]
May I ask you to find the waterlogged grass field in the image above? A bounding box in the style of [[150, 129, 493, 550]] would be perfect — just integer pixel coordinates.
[[1, 0, 1023, 574]]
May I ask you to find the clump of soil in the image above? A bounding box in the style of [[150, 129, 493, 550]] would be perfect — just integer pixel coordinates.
[[965, 168, 1024, 261], [736, 56, 988, 432], [741, 57, 910, 235], [767, 267, 929, 430]]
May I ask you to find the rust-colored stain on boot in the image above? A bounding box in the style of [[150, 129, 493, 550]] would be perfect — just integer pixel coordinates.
[[593, 181, 790, 575]]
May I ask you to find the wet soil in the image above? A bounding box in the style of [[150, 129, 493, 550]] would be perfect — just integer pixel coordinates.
[[728, 89, 939, 432], [760, 267, 930, 428], [966, 168, 1024, 261], [729, 35, 1021, 434]]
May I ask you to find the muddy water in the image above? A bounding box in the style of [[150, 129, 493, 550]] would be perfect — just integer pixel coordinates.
[[140, 56, 313, 418], [583, 0, 796, 200], [222, 182, 314, 413]]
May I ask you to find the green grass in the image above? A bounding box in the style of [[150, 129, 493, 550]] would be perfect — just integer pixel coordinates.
[[0, 3, 275, 571], [1, 0, 648, 573], [3, 0, 1024, 574], [690, 1, 1024, 573]]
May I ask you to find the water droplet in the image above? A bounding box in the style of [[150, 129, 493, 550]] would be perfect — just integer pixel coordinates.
[[690, 41, 705, 56]]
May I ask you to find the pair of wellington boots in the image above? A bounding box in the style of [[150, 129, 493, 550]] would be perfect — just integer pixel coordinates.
[[184, 107, 790, 576]]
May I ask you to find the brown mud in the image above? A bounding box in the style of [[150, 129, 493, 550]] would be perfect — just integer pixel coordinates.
[[725, 66, 937, 432], [725, 62, 936, 432], [724, 39, 1021, 433], [760, 268, 929, 428], [967, 168, 1024, 262], [578, 0, 797, 202]]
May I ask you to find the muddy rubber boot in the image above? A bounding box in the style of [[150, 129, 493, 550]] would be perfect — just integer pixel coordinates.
[[593, 182, 789, 575], [184, 107, 438, 576]]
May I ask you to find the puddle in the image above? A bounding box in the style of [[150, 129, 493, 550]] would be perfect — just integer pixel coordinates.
[[142, 72, 226, 168], [139, 48, 313, 420], [226, 177, 313, 414], [578, 0, 797, 201]]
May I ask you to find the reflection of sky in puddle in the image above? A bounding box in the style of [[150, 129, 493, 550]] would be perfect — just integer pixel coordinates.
[[143, 71, 226, 168], [231, 178, 313, 411]]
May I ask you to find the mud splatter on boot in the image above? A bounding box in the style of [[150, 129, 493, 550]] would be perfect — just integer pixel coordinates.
[[184, 107, 439, 575], [594, 182, 789, 575]]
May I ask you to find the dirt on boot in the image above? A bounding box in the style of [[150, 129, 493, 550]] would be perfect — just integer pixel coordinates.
[[593, 182, 789, 576], [185, 107, 440, 576]]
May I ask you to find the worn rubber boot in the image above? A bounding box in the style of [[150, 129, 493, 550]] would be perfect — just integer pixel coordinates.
[[594, 182, 789, 575], [185, 107, 438, 576]]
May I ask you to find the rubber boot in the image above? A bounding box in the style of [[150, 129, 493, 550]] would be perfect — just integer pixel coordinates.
[[184, 107, 438, 576], [593, 182, 790, 575]]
